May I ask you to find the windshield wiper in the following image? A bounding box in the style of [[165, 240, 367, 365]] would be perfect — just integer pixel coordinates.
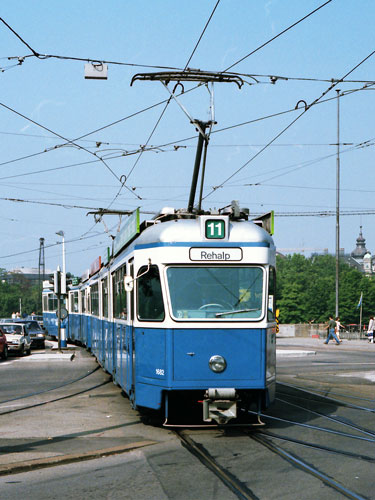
[[215, 308, 259, 317]]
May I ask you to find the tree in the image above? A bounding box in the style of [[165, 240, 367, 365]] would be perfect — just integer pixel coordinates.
[[276, 254, 373, 324], [0, 269, 41, 316]]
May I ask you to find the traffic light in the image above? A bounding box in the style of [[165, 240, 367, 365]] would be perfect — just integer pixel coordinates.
[[53, 270, 67, 296], [53, 270, 61, 295]]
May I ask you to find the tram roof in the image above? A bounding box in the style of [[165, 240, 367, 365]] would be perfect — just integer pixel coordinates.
[[135, 217, 274, 247]]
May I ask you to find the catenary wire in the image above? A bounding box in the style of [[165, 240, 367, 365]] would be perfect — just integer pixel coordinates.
[[202, 52, 375, 201], [104, 0, 222, 210], [223, 0, 333, 73]]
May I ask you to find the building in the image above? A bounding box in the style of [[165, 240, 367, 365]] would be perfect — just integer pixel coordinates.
[[5, 267, 53, 285], [345, 226, 375, 276]]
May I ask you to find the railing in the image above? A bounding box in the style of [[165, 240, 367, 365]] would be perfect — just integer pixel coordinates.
[[279, 323, 369, 340]]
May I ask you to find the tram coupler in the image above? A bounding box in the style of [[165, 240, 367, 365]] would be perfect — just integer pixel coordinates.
[[203, 388, 237, 425]]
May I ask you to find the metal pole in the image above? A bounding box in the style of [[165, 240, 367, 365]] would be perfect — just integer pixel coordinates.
[[197, 137, 209, 211], [188, 121, 209, 213], [62, 234, 66, 276], [57, 269, 61, 352], [335, 90, 340, 318]]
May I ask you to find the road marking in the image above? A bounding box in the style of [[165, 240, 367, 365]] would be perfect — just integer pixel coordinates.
[[337, 371, 375, 382]]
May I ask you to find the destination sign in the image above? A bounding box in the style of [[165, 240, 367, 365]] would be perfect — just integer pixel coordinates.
[[113, 208, 140, 256], [189, 247, 242, 262]]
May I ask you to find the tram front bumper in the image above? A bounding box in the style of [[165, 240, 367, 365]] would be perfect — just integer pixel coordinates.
[[202, 388, 237, 424]]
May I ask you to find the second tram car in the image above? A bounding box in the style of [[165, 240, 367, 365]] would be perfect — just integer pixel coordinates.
[[43, 203, 276, 425]]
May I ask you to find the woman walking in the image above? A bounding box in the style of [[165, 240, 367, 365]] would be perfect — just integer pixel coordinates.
[[367, 316, 374, 343]]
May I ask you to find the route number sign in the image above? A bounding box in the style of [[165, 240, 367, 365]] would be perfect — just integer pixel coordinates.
[[205, 219, 225, 239]]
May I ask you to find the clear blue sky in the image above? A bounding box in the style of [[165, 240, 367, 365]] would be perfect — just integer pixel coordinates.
[[1, 0, 374, 275]]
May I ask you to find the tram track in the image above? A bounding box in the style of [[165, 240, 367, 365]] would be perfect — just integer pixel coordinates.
[[175, 425, 369, 500], [174, 429, 260, 500], [0, 376, 111, 416], [0, 365, 101, 406], [248, 432, 367, 500], [279, 384, 375, 405], [256, 430, 375, 463], [277, 381, 375, 412]]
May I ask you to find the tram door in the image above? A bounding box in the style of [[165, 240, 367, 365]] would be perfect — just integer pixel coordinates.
[[125, 259, 135, 399]]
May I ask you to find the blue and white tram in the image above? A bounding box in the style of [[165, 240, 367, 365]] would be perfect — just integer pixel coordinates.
[[42, 290, 69, 339], [44, 205, 276, 425]]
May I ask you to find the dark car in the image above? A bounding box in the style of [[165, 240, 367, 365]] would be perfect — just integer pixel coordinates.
[[0, 327, 8, 360], [14, 319, 46, 349], [27, 315, 44, 329]]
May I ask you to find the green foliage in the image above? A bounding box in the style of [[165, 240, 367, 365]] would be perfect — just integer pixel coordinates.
[[276, 254, 371, 325], [0, 268, 41, 317]]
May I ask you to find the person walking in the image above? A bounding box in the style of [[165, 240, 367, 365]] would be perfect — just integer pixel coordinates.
[[335, 316, 343, 343], [324, 315, 341, 345], [367, 316, 374, 343]]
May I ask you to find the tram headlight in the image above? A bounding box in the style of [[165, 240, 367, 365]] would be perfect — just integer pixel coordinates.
[[209, 355, 227, 373]]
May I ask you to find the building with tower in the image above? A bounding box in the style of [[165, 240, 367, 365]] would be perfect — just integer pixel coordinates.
[[345, 226, 375, 275]]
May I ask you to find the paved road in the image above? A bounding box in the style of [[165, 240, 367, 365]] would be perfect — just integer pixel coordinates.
[[1, 339, 374, 499]]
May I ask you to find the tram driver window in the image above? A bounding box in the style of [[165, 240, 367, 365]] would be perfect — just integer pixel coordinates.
[[268, 266, 276, 321], [137, 265, 165, 321]]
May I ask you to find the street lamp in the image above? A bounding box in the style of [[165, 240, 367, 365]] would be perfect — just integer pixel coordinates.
[[56, 230, 66, 276], [56, 230, 67, 350]]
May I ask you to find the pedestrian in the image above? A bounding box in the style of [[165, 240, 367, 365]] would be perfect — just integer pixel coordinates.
[[11, 312, 16, 319], [335, 316, 343, 343], [324, 315, 341, 345], [367, 316, 374, 343]]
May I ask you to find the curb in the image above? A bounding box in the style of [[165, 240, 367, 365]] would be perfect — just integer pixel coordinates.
[[276, 349, 316, 357], [0, 440, 157, 477]]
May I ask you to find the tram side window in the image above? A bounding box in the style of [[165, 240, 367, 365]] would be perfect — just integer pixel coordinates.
[[137, 265, 165, 321], [81, 290, 86, 313], [91, 283, 99, 316], [268, 266, 276, 321], [102, 277, 109, 318], [48, 293, 58, 312], [72, 291, 79, 313], [42, 295, 48, 312], [113, 266, 127, 319]]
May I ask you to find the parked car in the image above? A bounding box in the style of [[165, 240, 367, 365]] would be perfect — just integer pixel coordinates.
[[14, 320, 45, 349], [0, 327, 8, 360], [1, 323, 31, 356]]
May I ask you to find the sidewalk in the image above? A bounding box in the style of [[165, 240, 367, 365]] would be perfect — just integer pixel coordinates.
[[0, 347, 164, 477], [276, 335, 372, 356]]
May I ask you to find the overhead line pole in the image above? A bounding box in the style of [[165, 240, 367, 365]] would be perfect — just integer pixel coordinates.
[[336, 90, 340, 318]]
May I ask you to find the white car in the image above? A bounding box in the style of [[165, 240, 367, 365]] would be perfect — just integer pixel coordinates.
[[1, 323, 32, 356]]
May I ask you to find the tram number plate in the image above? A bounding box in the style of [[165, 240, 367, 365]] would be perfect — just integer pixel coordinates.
[[205, 219, 225, 239], [156, 368, 165, 376]]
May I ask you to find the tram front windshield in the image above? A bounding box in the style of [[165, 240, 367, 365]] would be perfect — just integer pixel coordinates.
[[166, 266, 264, 320]]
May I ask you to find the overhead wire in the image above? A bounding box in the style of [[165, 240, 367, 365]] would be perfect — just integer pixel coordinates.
[[0, 77, 370, 181], [236, 137, 375, 185], [223, 0, 333, 73], [0, 101, 140, 199], [202, 53, 375, 201], [103, 0, 222, 210], [0, 17, 184, 71]]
